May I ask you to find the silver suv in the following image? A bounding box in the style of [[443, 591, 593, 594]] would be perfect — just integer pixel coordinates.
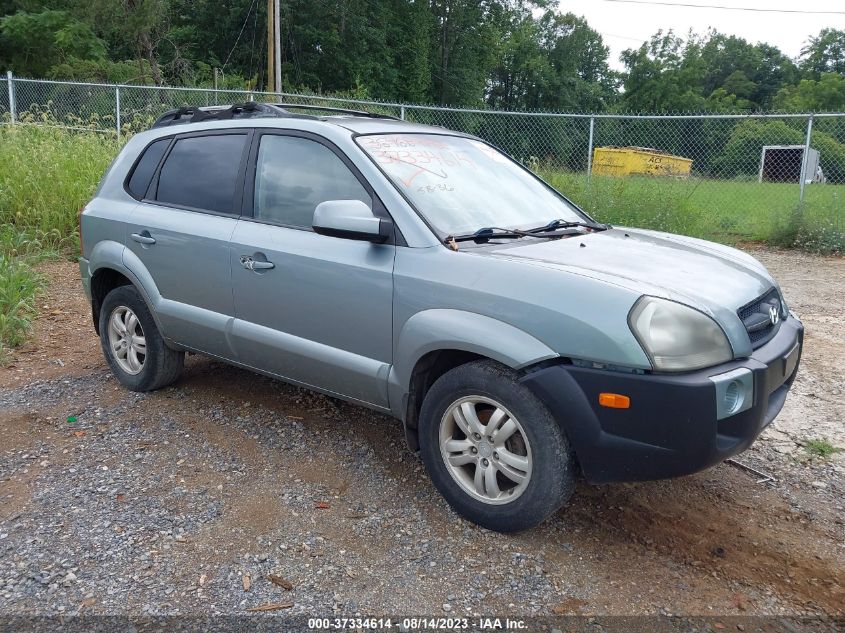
[[80, 103, 803, 532]]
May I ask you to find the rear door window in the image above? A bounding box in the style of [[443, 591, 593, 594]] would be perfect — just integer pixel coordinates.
[[155, 134, 248, 213], [127, 138, 170, 199]]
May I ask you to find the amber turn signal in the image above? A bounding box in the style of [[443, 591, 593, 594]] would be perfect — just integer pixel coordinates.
[[599, 393, 630, 409]]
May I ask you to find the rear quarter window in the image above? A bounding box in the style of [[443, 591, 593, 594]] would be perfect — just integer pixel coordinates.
[[127, 138, 171, 199], [155, 134, 247, 214]]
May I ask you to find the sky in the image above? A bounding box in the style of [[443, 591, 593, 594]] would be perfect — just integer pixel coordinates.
[[554, 0, 845, 70]]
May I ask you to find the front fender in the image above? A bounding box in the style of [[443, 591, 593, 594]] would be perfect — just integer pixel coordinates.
[[388, 309, 558, 416]]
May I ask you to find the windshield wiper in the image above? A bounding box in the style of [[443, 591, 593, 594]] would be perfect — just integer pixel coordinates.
[[448, 225, 582, 245], [451, 227, 534, 243], [528, 219, 610, 233]]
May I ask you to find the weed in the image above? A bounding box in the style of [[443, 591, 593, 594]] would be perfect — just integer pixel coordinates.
[[0, 254, 43, 363], [804, 439, 843, 459]]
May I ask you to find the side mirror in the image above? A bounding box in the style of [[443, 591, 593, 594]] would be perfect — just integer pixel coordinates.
[[312, 200, 391, 243]]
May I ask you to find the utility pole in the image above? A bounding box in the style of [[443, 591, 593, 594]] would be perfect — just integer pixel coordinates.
[[266, 0, 274, 92], [273, 0, 282, 94]]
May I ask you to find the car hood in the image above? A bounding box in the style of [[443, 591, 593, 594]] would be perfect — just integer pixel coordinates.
[[480, 227, 780, 356]]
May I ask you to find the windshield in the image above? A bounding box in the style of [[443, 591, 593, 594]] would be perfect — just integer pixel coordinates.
[[357, 134, 584, 236]]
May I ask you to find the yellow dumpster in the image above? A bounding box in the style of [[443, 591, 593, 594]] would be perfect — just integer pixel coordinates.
[[592, 147, 693, 178]]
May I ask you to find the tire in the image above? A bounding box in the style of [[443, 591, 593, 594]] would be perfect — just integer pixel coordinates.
[[98, 285, 184, 392], [418, 360, 575, 532]]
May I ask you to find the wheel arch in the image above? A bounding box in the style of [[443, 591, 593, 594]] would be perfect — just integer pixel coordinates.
[[88, 241, 165, 336], [389, 309, 558, 450]]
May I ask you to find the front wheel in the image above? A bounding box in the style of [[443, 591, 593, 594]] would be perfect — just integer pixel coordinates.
[[418, 360, 575, 532]]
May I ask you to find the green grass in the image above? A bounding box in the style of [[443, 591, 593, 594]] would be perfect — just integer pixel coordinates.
[[0, 125, 119, 361], [542, 171, 845, 255], [0, 125, 120, 249], [0, 254, 42, 362], [803, 438, 843, 459]]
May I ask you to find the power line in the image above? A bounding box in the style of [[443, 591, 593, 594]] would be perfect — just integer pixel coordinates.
[[222, 0, 259, 72], [602, 32, 649, 43], [597, 0, 845, 15]]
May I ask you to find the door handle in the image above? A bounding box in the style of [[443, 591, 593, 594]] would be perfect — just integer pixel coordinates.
[[240, 255, 275, 271], [131, 232, 156, 245]]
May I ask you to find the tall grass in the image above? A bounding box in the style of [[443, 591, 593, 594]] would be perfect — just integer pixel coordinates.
[[0, 125, 119, 361], [0, 125, 120, 250], [0, 255, 42, 361]]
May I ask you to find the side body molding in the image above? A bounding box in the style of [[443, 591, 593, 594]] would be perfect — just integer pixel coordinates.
[[388, 309, 558, 417]]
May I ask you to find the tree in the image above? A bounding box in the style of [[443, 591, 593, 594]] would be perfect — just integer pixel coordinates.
[[537, 11, 616, 111], [85, 0, 173, 85], [486, 7, 547, 110], [620, 30, 797, 112], [429, 0, 500, 105], [0, 10, 106, 77], [801, 28, 845, 79], [620, 31, 706, 112], [774, 73, 845, 112]]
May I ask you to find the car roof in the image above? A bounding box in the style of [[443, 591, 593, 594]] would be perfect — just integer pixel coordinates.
[[327, 116, 462, 136], [146, 102, 468, 138]]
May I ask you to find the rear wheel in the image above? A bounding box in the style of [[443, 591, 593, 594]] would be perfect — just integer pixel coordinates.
[[99, 285, 183, 391], [418, 360, 575, 532]]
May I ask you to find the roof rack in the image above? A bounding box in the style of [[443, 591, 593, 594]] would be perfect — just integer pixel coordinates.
[[151, 101, 400, 129], [151, 101, 316, 129], [273, 103, 400, 120]]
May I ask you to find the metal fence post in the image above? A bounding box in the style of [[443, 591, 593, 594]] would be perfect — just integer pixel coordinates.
[[115, 87, 121, 139], [586, 116, 595, 181], [799, 114, 814, 203], [6, 70, 16, 124], [400, 105, 405, 121]]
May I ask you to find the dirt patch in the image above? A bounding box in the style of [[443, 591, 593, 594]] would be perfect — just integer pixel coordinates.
[[1, 259, 100, 388], [571, 472, 844, 614]]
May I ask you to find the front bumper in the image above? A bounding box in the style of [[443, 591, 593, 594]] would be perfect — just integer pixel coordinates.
[[521, 315, 804, 483]]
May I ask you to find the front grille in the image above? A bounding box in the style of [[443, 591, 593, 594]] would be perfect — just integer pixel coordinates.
[[738, 288, 782, 349]]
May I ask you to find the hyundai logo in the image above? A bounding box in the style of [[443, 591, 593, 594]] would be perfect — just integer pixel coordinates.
[[769, 305, 780, 326]]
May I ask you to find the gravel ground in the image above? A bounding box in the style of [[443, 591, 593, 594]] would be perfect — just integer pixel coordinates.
[[0, 249, 843, 622]]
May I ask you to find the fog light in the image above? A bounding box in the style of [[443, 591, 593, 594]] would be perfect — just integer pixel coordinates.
[[710, 368, 754, 420], [724, 380, 742, 415]]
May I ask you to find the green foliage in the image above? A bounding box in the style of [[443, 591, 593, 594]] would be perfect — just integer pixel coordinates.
[[0, 252, 42, 363], [774, 74, 845, 113], [47, 57, 155, 84], [801, 29, 845, 80], [803, 438, 843, 459], [712, 119, 845, 183], [541, 171, 844, 255], [0, 124, 119, 361], [619, 30, 801, 113], [0, 124, 119, 247], [487, 10, 616, 112], [0, 9, 107, 77]]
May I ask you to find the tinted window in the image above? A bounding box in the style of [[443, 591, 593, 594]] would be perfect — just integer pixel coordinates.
[[254, 135, 370, 228], [127, 138, 170, 199], [156, 134, 247, 213]]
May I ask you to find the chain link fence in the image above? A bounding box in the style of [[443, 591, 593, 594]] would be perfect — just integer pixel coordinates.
[[2, 74, 843, 249]]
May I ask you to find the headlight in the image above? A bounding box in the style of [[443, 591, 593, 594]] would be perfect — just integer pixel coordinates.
[[629, 297, 733, 371]]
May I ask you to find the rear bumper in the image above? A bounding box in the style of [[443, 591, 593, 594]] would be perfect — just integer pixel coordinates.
[[79, 257, 92, 301], [521, 315, 804, 483]]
